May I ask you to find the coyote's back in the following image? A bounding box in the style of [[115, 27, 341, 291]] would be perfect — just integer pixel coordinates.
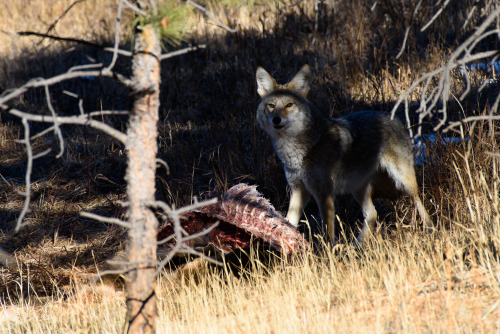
[[255, 65, 432, 244]]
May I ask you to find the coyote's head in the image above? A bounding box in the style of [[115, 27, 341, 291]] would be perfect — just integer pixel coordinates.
[[255, 65, 312, 137]]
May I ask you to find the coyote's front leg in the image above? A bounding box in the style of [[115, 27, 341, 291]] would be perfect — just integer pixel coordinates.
[[286, 181, 310, 227]]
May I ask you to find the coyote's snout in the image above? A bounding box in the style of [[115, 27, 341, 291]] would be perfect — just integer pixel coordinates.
[[256, 65, 433, 245]]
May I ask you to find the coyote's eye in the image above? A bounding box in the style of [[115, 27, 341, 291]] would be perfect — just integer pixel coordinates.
[[285, 102, 294, 108], [267, 103, 275, 109]]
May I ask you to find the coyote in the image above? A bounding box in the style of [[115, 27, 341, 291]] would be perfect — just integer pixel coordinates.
[[255, 65, 433, 244]]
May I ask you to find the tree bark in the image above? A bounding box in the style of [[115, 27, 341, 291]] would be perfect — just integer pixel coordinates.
[[124, 21, 161, 334]]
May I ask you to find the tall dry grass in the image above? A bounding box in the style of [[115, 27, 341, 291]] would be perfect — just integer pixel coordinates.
[[2, 220, 500, 332], [0, 0, 120, 87]]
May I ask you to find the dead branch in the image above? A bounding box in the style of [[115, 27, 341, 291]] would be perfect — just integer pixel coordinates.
[[443, 115, 500, 133], [171, 244, 223, 266], [8, 109, 127, 144], [80, 211, 132, 228], [159, 44, 207, 60], [44, 85, 64, 158], [1, 5, 238, 326], [0, 69, 134, 105], [391, 6, 500, 137], [16, 118, 34, 231]]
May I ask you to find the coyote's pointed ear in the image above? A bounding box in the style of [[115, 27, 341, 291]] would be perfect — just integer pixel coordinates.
[[287, 65, 311, 98], [256, 67, 277, 98]]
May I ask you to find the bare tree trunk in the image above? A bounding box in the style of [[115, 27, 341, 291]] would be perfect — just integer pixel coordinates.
[[124, 18, 161, 334]]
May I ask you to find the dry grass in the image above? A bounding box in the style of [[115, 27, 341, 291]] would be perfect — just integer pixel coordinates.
[[155, 237, 500, 333], [0, 0, 120, 87], [1, 0, 499, 332], [2, 220, 500, 333]]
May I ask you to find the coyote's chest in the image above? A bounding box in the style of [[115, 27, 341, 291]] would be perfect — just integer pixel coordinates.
[[271, 137, 310, 172]]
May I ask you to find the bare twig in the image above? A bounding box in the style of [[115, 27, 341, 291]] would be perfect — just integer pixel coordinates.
[[35, 0, 86, 46], [463, 5, 477, 29], [80, 211, 132, 228], [86, 110, 129, 117], [44, 85, 65, 158], [92, 268, 130, 283], [16, 118, 33, 231], [157, 221, 221, 246], [395, 0, 423, 59], [155, 211, 184, 273], [32, 148, 52, 160], [395, 27, 410, 59], [150, 197, 219, 255], [178, 221, 219, 243], [148, 200, 172, 213], [443, 115, 500, 133], [421, 0, 450, 32], [8, 109, 127, 144], [157, 234, 176, 246], [122, 0, 148, 16], [149, 197, 217, 216], [186, 0, 237, 33], [159, 44, 207, 60], [91, 262, 158, 285], [173, 197, 218, 216], [27, 111, 128, 141], [155, 241, 220, 277], [153, 198, 224, 275], [105, 0, 124, 71]]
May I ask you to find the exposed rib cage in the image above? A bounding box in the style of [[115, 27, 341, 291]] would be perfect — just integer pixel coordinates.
[[199, 184, 309, 254], [157, 184, 309, 255]]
